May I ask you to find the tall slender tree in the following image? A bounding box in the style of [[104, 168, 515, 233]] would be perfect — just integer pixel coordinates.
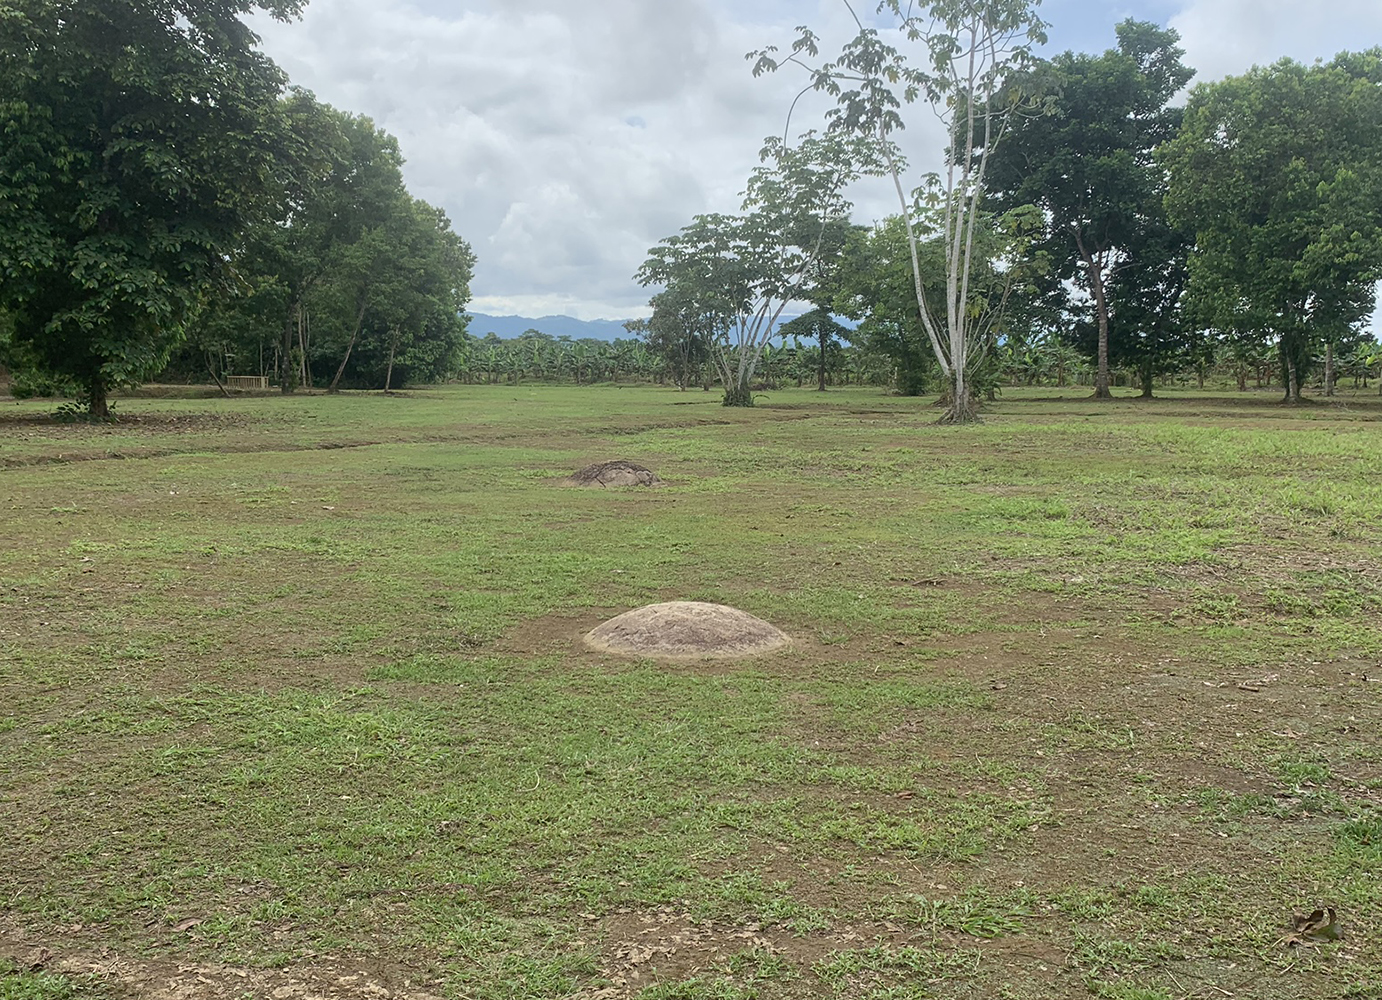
[[753, 0, 1047, 422]]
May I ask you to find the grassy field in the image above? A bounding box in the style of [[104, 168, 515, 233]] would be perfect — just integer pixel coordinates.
[[2, 384, 1381, 1000]]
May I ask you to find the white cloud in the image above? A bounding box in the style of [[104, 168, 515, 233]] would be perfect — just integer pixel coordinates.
[[252, 1, 1382, 323], [1170, 0, 1382, 84], [250, 0, 874, 319]]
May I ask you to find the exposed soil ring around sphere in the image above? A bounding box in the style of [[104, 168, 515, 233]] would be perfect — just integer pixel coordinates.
[[585, 601, 790, 659], [565, 459, 661, 488]]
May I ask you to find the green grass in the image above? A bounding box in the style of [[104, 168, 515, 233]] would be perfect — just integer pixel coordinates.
[[0, 970, 108, 1000], [2, 385, 1381, 998]]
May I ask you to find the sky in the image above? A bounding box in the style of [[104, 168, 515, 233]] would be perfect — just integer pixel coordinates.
[[248, 0, 1382, 322]]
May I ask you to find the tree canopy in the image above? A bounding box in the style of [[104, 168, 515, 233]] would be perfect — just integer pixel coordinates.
[[753, 0, 1049, 422], [0, 0, 306, 416], [636, 131, 878, 407], [0, 3, 476, 410], [1162, 50, 1382, 401], [986, 20, 1194, 398]]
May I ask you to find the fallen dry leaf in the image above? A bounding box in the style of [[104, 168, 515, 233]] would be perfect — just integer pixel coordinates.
[[1280, 907, 1341, 948], [172, 918, 204, 933]]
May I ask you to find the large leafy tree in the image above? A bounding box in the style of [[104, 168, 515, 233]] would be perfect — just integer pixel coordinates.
[[986, 20, 1194, 399], [1064, 213, 1198, 398], [1163, 51, 1382, 403], [637, 132, 877, 407], [346, 197, 475, 392], [173, 101, 471, 393], [237, 100, 409, 394], [628, 288, 714, 391], [0, 0, 303, 417]]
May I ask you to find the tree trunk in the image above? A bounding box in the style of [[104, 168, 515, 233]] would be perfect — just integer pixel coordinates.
[[1287, 356, 1300, 403], [206, 352, 232, 398], [384, 325, 399, 392], [722, 377, 754, 407], [817, 330, 827, 391], [1237, 367, 1247, 392], [87, 375, 110, 420], [299, 307, 312, 391], [328, 300, 368, 394], [1325, 341, 1336, 397], [1076, 234, 1113, 400], [280, 312, 296, 394], [938, 369, 981, 424], [1092, 291, 1112, 397], [1140, 359, 1154, 399]]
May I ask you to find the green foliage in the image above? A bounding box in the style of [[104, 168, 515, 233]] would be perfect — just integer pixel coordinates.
[[0, 0, 303, 416], [1336, 817, 1382, 863], [755, 0, 1048, 421], [1162, 50, 1382, 401], [4, 331, 80, 400], [780, 308, 853, 391], [833, 207, 1046, 401], [0, 967, 106, 999], [832, 218, 940, 395], [987, 20, 1196, 398], [869, 889, 1032, 938], [637, 131, 883, 406], [219, 100, 476, 394], [628, 287, 715, 390], [2, 47, 473, 400]]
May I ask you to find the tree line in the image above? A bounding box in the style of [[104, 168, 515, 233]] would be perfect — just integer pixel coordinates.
[[448, 323, 1382, 397], [5, 2, 1381, 419], [639, 3, 1382, 416], [0, 0, 474, 417]]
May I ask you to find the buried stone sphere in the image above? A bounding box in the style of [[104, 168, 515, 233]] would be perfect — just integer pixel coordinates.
[[565, 460, 660, 488], [585, 601, 790, 660]]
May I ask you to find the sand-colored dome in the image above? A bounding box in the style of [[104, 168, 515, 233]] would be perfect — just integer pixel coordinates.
[[585, 601, 790, 659]]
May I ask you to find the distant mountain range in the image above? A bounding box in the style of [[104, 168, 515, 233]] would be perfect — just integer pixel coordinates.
[[467, 313, 637, 342], [466, 311, 839, 342]]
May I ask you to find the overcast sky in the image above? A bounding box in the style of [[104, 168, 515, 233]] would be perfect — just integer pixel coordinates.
[[250, 1, 1382, 321]]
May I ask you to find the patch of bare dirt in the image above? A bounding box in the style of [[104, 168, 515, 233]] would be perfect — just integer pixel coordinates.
[[582, 906, 916, 998], [578, 903, 1080, 999], [0, 920, 441, 999]]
